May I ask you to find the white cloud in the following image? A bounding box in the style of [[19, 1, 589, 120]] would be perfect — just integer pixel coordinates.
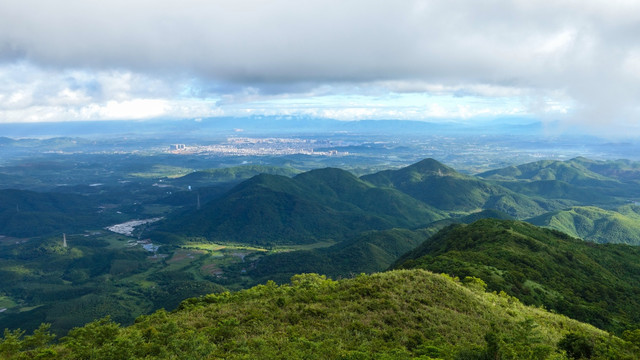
[[0, 1, 639, 136]]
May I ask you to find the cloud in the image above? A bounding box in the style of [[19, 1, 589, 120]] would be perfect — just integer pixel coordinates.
[[0, 1, 639, 135]]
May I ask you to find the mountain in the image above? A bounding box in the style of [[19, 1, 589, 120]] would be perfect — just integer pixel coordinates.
[[235, 209, 515, 285], [477, 158, 640, 202], [361, 158, 553, 218], [246, 228, 435, 283], [162, 167, 445, 245], [527, 205, 640, 245], [5, 269, 637, 359], [569, 157, 640, 182], [394, 219, 640, 334], [478, 159, 614, 184], [0, 189, 111, 237]]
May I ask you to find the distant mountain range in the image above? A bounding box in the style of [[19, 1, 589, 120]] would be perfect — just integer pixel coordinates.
[[160, 157, 640, 247], [361, 158, 557, 218], [5, 156, 640, 247]]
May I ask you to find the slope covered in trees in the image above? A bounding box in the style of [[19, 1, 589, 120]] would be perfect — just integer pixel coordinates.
[[162, 167, 445, 245], [361, 158, 556, 218], [395, 219, 640, 334], [477, 158, 640, 202], [3, 269, 639, 359], [243, 210, 515, 285], [0, 189, 115, 237], [528, 205, 640, 245]]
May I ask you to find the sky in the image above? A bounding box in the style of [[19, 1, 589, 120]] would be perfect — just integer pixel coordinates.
[[1, 0, 639, 137]]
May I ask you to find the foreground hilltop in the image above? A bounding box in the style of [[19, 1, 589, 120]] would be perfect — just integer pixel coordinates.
[[3, 269, 638, 359]]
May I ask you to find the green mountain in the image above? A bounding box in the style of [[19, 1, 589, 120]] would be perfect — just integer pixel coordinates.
[[395, 219, 640, 334], [528, 205, 640, 245], [478, 159, 613, 184], [0, 189, 113, 237], [4, 269, 637, 359], [163, 168, 445, 246], [477, 158, 640, 202], [569, 157, 640, 182], [246, 210, 516, 284], [246, 228, 435, 283], [361, 158, 553, 218], [490, 179, 609, 204]]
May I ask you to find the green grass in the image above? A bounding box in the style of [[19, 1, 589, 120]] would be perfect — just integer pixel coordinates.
[[129, 165, 193, 178], [266, 240, 337, 253], [140, 204, 173, 216], [17, 305, 42, 313], [0, 296, 17, 309], [182, 242, 269, 253]]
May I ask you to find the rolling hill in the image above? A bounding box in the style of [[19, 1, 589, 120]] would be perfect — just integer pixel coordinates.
[[0, 189, 113, 237], [162, 167, 445, 245], [394, 219, 640, 334], [477, 158, 640, 202], [361, 158, 554, 218], [246, 227, 436, 283], [245, 210, 517, 284], [568, 157, 640, 182], [528, 205, 640, 245]]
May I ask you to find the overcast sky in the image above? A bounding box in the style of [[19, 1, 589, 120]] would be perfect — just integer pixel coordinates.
[[1, 0, 639, 136]]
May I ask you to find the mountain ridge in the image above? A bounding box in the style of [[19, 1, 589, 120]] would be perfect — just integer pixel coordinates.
[[394, 218, 640, 333]]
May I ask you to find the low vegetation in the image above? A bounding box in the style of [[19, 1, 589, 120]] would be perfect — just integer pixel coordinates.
[[3, 270, 639, 359]]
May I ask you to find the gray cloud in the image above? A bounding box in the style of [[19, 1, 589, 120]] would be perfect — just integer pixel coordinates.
[[0, 0, 639, 133]]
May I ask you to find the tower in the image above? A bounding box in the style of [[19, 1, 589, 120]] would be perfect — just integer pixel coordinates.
[[63, 233, 67, 248]]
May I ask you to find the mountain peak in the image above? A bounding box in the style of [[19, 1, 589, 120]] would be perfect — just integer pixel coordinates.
[[406, 158, 455, 176]]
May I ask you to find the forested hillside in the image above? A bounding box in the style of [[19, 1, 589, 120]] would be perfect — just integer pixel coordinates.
[[361, 158, 555, 218], [395, 219, 640, 333], [528, 205, 640, 245], [162, 167, 444, 245], [3, 269, 639, 359]]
